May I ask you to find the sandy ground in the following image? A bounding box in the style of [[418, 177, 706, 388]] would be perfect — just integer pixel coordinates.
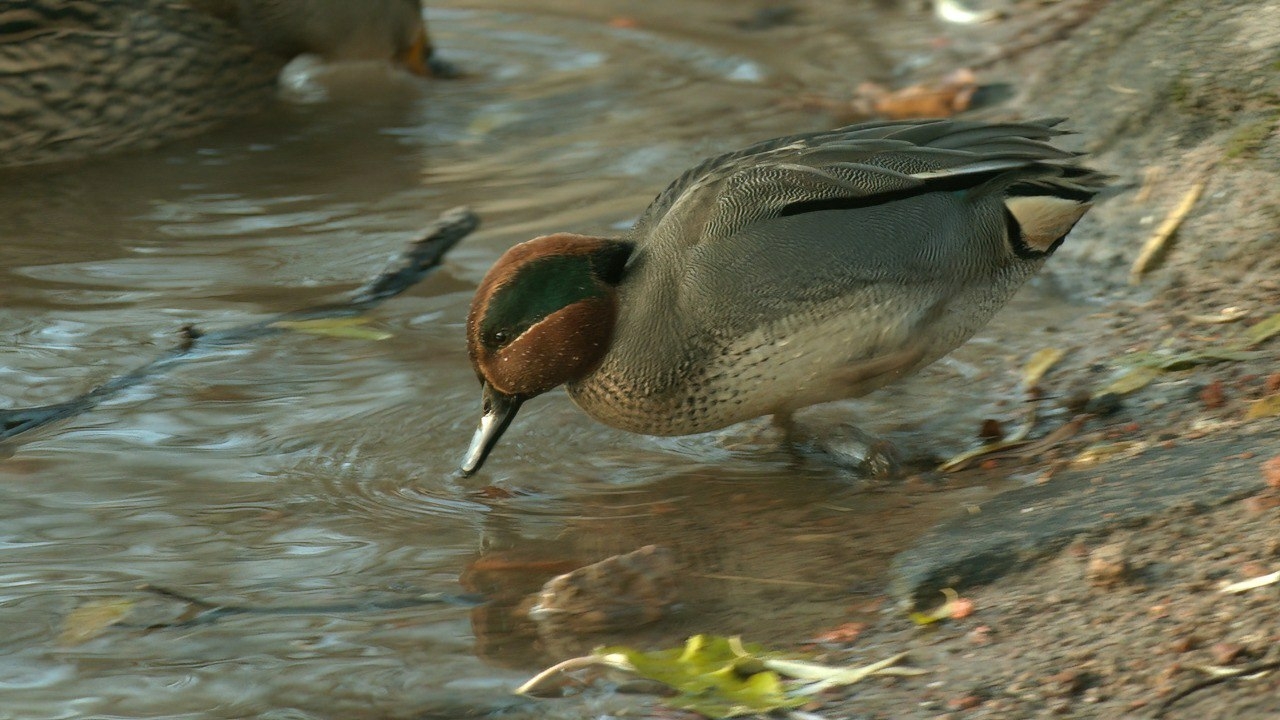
[[763, 1, 1280, 718]]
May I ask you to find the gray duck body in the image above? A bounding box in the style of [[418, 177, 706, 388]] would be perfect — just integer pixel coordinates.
[[567, 119, 1106, 435]]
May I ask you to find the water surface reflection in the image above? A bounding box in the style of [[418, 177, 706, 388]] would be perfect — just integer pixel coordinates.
[[0, 4, 1080, 717]]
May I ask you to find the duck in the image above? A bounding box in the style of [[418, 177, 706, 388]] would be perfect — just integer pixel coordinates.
[[460, 118, 1109, 475], [0, 0, 449, 168]]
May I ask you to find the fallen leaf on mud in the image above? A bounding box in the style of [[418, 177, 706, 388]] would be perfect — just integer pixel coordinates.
[[1189, 306, 1249, 324], [861, 69, 979, 120], [1129, 179, 1207, 285], [516, 635, 923, 717], [909, 588, 971, 626], [1245, 310, 1280, 346], [1119, 347, 1265, 371], [59, 598, 134, 645], [591, 635, 801, 717], [939, 414, 1084, 472], [799, 69, 980, 122], [771, 652, 926, 694], [1072, 441, 1147, 466], [1022, 348, 1065, 388], [938, 436, 1031, 472], [1096, 366, 1161, 397], [270, 317, 393, 341], [1218, 570, 1279, 594], [1244, 395, 1280, 420]]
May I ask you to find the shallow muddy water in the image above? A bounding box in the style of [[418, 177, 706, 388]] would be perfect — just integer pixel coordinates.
[[0, 4, 1093, 718]]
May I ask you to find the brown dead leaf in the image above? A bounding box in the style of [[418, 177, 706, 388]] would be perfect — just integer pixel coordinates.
[[862, 69, 979, 120], [798, 69, 981, 122]]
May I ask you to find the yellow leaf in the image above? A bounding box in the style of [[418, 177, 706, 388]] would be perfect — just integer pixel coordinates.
[[1022, 348, 1065, 388], [60, 598, 134, 645], [1244, 395, 1280, 420], [271, 317, 393, 341], [1096, 366, 1160, 397], [1072, 441, 1147, 466], [909, 588, 959, 626]]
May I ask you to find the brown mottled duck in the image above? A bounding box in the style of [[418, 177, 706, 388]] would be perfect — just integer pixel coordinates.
[[0, 0, 450, 168]]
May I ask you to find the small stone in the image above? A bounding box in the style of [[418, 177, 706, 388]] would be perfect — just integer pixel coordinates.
[[1241, 561, 1270, 577], [1264, 373, 1280, 395], [525, 545, 678, 635], [1241, 492, 1280, 514], [946, 694, 983, 711], [1262, 455, 1280, 489], [1211, 642, 1244, 665], [1199, 379, 1227, 409], [1084, 392, 1123, 415], [1086, 542, 1130, 588], [978, 418, 1004, 441], [1169, 636, 1197, 654], [1047, 669, 1087, 696]]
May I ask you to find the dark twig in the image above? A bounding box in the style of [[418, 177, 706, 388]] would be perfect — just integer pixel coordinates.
[[1152, 660, 1280, 718], [128, 583, 483, 630], [0, 206, 479, 443]]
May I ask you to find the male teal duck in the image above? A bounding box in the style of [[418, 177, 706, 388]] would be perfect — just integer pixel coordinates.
[[461, 118, 1108, 475], [0, 0, 445, 168]]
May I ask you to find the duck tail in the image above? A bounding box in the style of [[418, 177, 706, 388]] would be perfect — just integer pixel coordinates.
[[998, 164, 1110, 257], [915, 160, 1109, 258]]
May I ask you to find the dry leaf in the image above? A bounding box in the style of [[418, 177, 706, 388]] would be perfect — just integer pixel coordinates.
[[1072, 441, 1147, 466], [1244, 395, 1280, 420], [1188, 306, 1249, 324], [1246, 311, 1280, 346], [1096, 366, 1161, 397], [60, 598, 134, 645], [1219, 570, 1279, 594], [1023, 348, 1065, 388], [1130, 180, 1207, 284], [862, 69, 979, 120]]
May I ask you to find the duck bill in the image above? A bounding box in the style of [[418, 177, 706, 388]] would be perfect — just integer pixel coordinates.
[[460, 385, 522, 476]]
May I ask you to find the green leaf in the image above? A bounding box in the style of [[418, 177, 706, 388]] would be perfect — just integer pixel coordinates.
[[597, 635, 803, 718], [1246, 311, 1280, 346], [1118, 348, 1264, 372], [1096, 366, 1161, 397], [270, 317, 393, 341]]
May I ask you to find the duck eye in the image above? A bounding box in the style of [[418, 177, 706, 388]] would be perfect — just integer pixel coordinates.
[[484, 328, 511, 349]]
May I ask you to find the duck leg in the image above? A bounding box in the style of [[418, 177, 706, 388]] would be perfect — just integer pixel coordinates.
[[772, 409, 901, 478]]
